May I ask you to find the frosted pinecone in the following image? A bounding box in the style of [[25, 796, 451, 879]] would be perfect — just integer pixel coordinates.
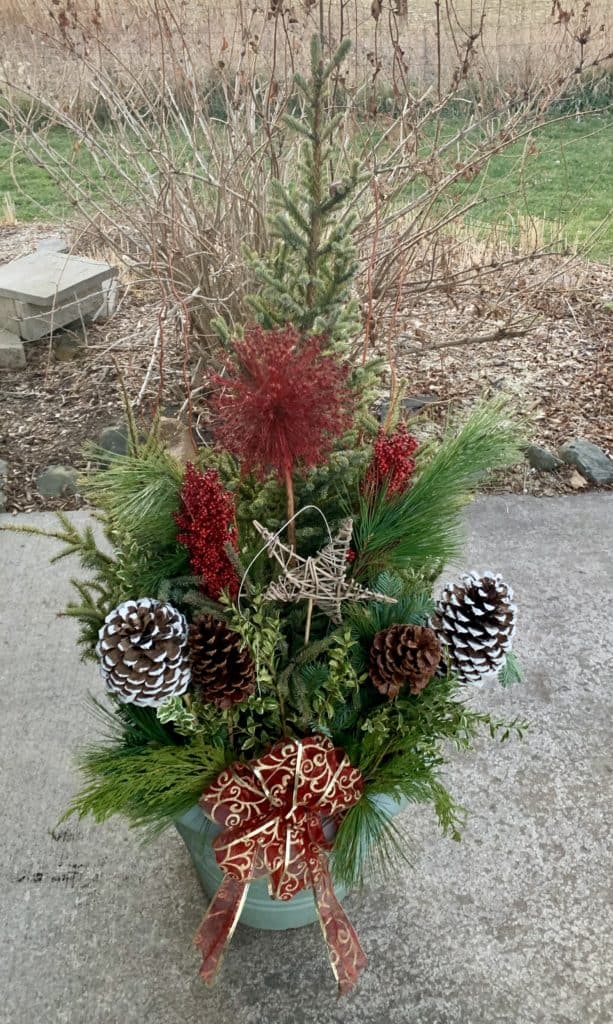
[[430, 571, 516, 686], [96, 598, 190, 707]]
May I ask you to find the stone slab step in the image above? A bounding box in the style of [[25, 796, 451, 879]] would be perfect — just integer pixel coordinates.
[[0, 329, 26, 370], [0, 252, 118, 342], [0, 251, 117, 306]]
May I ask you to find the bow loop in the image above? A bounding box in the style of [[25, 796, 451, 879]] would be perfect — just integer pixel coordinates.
[[194, 734, 367, 994]]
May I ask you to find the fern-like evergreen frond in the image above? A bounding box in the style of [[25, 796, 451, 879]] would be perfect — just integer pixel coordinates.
[[63, 738, 228, 837]]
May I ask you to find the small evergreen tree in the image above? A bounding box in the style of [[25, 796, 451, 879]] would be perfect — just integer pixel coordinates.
[[215, 36, 362, 354]]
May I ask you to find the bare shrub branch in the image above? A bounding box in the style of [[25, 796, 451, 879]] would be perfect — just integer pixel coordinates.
[[0, 0, 610, 368]]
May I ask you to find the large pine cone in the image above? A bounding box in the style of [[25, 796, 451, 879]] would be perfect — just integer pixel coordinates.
[[430, 571, 516, 686], [369, 624, 441, 699], [189, 615, 256, 710], [96, 599, 190, 707]]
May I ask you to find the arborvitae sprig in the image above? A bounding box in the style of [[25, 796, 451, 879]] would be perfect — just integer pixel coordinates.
[[63, 739, 228, 836]]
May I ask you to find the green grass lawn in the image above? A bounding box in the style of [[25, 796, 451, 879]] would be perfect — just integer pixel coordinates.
[[0, 128, 84, 222], [0, 127, 141, 223], [457, 114, 612, 261], [1, 113, 611, 261]]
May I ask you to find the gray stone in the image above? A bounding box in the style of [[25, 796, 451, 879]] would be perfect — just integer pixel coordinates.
[[0, 251, 118, 342], [0, 329, 25, 369], [524, 443, 562, 472], [99, 425, 129, 456], [377, 394, 437, 422], [52, 332, 86, 362], [35, 465, 79, 498], [36, 236, 70, 254], [401, 394, 438, 413], [559, 438, 613, 485]]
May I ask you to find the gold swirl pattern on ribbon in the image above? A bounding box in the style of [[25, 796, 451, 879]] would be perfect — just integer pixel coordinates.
[[194, 734, 367, 994]]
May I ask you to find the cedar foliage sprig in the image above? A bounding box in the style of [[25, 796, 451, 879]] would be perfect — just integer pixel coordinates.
[[1, 512, 124, 657], [330, 670, 527, 889], [60, 695, 229, 835], [64, 740, 228, 836], [1, 436, 192, 657]]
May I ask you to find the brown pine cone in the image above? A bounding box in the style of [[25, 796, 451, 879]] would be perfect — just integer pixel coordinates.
[[369, 624, 441, 699], [189, 614, 256, 710], [96, 598, 190, 707]]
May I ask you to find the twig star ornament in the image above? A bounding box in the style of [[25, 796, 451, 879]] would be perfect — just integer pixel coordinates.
[[253, 518, 396, 624]]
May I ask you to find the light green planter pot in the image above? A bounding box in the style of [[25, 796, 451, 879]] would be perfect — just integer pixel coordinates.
[[175, 792, 406, 931]]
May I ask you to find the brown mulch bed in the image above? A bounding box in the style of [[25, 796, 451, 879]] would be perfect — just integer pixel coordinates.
[[0, 224, 188, 513], [0, 222, 611, 512], [390, 255, 612, 495]]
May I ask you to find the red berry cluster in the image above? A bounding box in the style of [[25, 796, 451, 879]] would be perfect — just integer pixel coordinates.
[[175, 464, 239, 601], [363, 423, 418, 498]]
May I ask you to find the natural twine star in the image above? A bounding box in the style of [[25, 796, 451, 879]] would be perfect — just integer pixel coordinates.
[[253, 518, 396, 630]]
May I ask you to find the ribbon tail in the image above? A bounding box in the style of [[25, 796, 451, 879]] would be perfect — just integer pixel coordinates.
[[194, 875, 250, 984], [310, 854, 368, 996]]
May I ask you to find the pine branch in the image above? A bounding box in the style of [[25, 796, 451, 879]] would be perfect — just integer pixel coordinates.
[[83, 442, 183, 552], [331, 792, 410, 890], [353, 397, 524, 581]]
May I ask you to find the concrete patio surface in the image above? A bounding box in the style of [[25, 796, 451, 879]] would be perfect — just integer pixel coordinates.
[[1, 495, 611, 1024]]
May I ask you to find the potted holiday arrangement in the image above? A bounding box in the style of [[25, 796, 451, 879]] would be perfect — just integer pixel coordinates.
[[17, 39, 525, 995]]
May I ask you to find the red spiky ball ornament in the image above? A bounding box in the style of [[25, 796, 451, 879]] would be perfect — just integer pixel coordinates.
[[209, 325, 354, 481]]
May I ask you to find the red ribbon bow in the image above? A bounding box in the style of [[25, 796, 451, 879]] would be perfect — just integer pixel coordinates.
[[194, 734, 367, 994]]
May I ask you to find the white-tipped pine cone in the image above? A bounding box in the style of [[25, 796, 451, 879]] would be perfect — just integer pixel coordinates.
[[430, 571, 516, 686], [96, 598, 191, 707]]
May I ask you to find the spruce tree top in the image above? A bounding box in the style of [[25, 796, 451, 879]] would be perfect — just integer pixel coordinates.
[[244, 37, 361, 353]]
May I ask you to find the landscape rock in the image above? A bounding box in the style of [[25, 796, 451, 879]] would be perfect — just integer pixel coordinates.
[[559, 438, 613, 486], [36, 237, 69, 254], [0, 329, 26, 370], [99, 425, 129, 456], [524, 444, 562, 472], [36, 465, 79, 498], [377, 394, 438, 422], [52, 332, 86, 362]]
